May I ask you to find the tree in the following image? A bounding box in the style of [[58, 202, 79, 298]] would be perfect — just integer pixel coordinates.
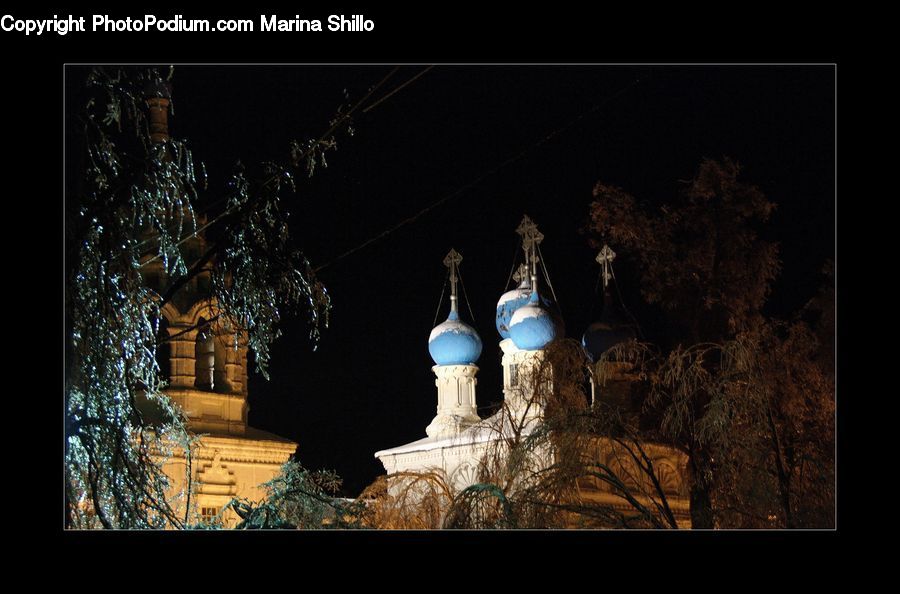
[[714, 294, 835, 528], [359, 159, 832, 530], [587, 158, 834, 528], [223, 461, 365, 529], [590, 157, 779, 344], [360, 339, 688, 529], [64, 66, 359, 528], [441, 339, 685, 529], [357, 470, 456, 529]]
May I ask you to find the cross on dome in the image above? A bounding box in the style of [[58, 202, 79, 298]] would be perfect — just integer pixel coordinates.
[[512, 263, 530, 285], [428, 248, 482, 366], [596, 244, 616, 289], [516, 215, 544, 274], [443, 248, 463, 314]]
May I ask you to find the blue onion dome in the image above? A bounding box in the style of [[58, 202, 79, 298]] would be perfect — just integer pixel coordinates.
[[497, 280, 565, 340], [509, 289, 559, 351], [496, 277, 532, 339], [429, 310, 483, 365], [582, 289, 636, 362]]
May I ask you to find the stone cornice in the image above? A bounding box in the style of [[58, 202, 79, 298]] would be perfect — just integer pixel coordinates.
[[164, 388, 247, 404], [154, 434, 296, 466]]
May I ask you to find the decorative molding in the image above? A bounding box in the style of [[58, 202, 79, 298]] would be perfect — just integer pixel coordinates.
[[197, 451, 237, 496]]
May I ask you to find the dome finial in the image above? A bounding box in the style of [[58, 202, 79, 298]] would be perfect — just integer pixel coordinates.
[[512, 263, 530, 287], [582, 243, 635, 361], [517, 215, 544, 302], [516, 215, 544, 273], [596, 244, 617, 290], [429, 248, 482, 365], [497, 215, 562, 340], [508, 217, 561, 350], [443, 248, 463, 318]]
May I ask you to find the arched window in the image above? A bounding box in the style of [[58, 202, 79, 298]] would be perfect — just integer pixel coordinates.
[[195, 318, 215, 391], [194, 317, 233, 393]]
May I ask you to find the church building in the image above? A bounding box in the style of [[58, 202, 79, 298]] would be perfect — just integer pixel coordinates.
[[141, 84, 296, 527], [375, 216, 692, 527]]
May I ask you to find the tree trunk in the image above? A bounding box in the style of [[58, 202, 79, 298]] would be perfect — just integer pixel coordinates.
[[689, 481, 714, 529], [766, 409, 794, 528], [688, 448, 715, 529]]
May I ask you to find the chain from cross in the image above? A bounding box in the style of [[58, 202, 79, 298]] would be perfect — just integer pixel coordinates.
[[596, 244, 616, 288]]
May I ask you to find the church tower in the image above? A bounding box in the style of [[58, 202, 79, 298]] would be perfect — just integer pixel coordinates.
[[140, 81, 296, 527], [373, 217, 693, 527], [425, 249, 483, 437], [375, 216, 564, 493], [496, 216, 562, 419], [581, 244, 637, 405]]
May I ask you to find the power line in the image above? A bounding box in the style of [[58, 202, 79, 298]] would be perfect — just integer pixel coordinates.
[[294, 66, 402, 166], [140, 65, 440, 267], [138, 67, 402, 269], [315, 74, 649, 273], [362, 66, 434, 114]]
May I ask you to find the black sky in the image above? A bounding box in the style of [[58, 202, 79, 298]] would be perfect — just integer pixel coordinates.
[[67, 65, 835, 496]]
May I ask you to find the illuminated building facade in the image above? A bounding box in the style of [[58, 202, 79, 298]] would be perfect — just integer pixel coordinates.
[[141, 84, 295, 527], [152, 294, 297, 527], [375, 217, 692, 527]]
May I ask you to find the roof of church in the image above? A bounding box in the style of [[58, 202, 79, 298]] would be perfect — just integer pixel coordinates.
[[374, 410, 538, 458], [199, 427, 297, 449], [242, 427, 297, 445]]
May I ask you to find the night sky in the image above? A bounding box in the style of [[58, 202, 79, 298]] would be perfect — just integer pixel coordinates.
[[67, 65, 835, 496]]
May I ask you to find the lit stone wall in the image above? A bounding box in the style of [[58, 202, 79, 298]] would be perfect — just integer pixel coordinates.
[[153, 297, 297, 527], [159, 436, 295, 527]]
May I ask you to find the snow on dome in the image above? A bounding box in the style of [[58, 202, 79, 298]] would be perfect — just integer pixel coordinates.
[[428, 310, 483, 365], [497, 279, 562, 340], [508, 292, 559, 351], [496, 284, 532, 339]]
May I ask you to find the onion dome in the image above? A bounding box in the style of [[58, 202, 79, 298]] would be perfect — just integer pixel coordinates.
[[496, 277, 532, 339], [498, 281, 566, 341], [503, 216, 564, 348], [509, 286, 559, 351], [428, 248, 482, 366], [429, 310, 483, 365], [582, 289, 636, 362]]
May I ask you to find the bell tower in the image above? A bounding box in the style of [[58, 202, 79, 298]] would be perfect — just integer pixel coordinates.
[[426, 249, 483, 438], [139, 78, 297, 526]]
